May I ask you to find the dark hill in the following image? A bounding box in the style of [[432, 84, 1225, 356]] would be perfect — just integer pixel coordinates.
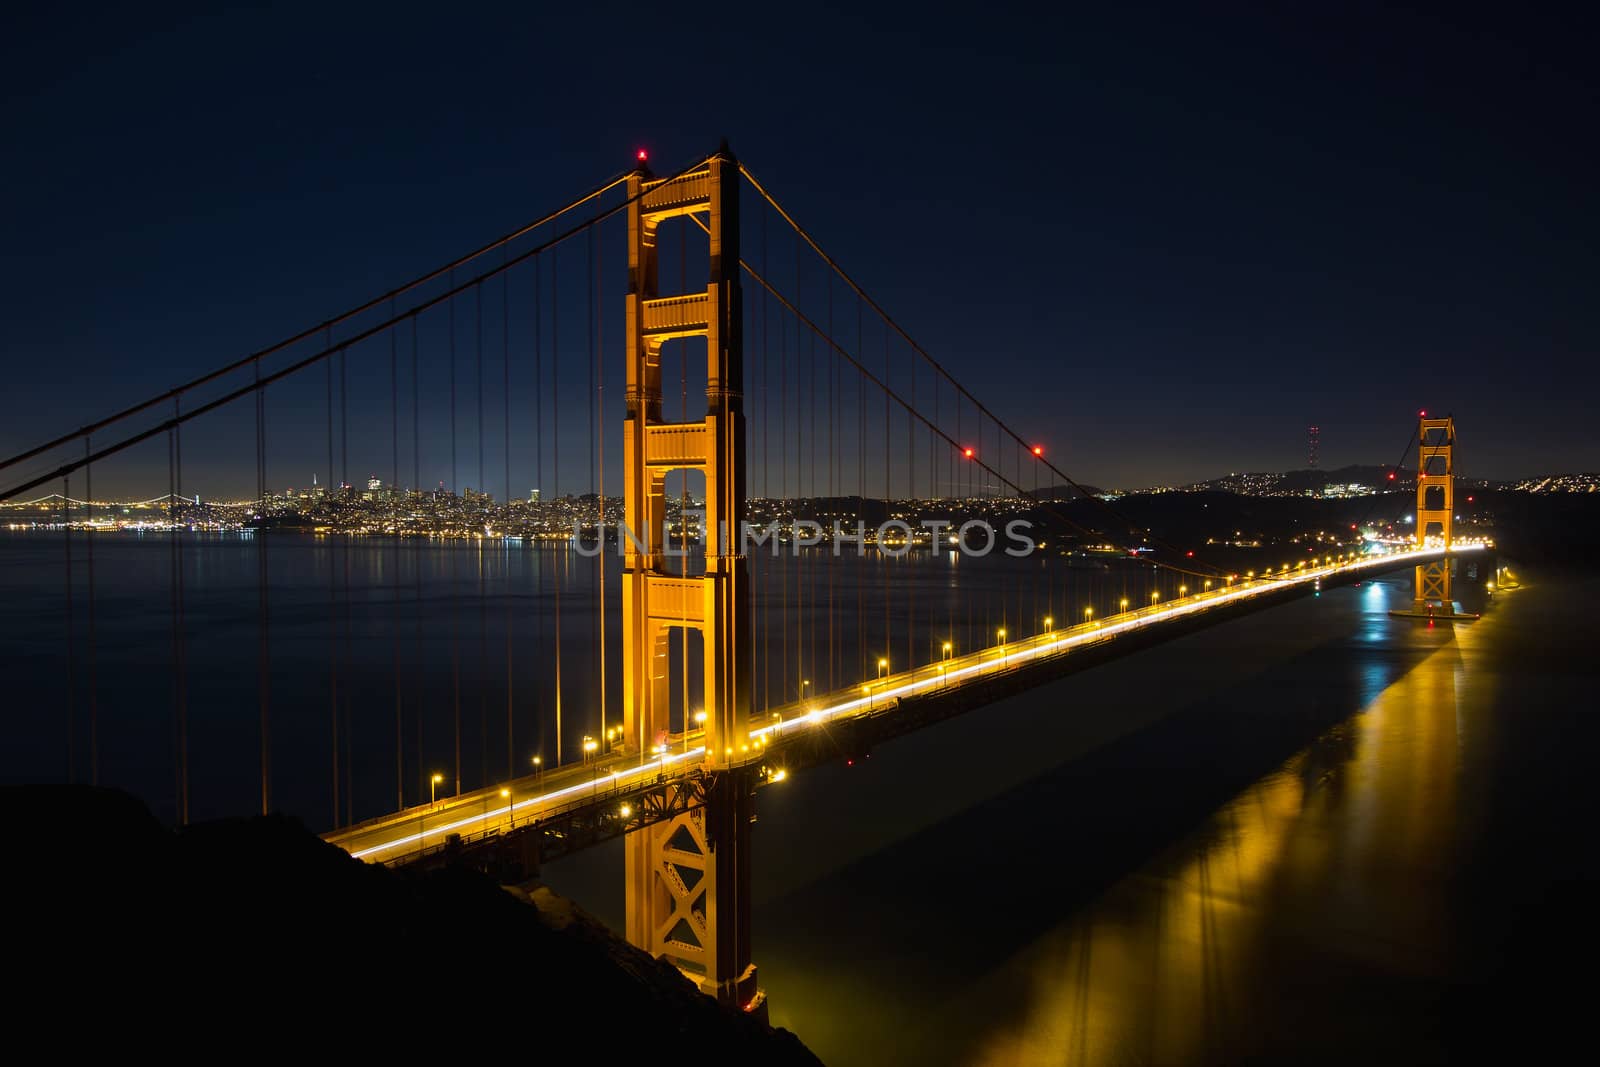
[[4, 785, 819, 1061]]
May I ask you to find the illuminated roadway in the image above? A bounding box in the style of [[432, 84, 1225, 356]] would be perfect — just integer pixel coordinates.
[[324, 543, 1484, 866]]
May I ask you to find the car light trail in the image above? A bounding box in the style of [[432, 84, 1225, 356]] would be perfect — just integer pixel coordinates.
[[334, 545, 1481, 863]]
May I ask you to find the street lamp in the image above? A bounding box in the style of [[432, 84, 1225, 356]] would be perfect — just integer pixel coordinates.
[[582, 735, 598, 763], [877, 657, 889, 680], [800, 678, 811, 701], [1043, 616, 1053, 634], [430, 772, 443, 805], [501, 787, 512, 828], [531, 754, 542, 786], [941, 641, 953, 685], [997, 627, 1007, 644], [1120, 597, 1129, 614], [1178, 584, 1186, 597]]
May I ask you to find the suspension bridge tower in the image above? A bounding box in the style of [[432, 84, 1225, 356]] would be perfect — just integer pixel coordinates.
[[620, 145, 760, 1010], [1412, 414, 1455, 611]]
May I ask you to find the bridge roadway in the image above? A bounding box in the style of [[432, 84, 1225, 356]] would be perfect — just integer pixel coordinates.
[[324, 544, 1483, 867]]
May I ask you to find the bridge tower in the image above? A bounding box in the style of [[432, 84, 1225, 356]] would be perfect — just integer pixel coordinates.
[[620, 146, 759, 1009], [1413, 415, 1456, 610]]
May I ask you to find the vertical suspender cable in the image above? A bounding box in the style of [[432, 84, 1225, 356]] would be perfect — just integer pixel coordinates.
[[597, 223, 609, 753], [533, 255, 544, 764], [326, 337, 339, 824], [340, 346, 352, 823], [450, 285, 462, 796], [826, 273, 836, 692], [477, 284, 488, 790], [392, 302, 403, 810], [588, 225, 603, 746], [174, 399, 188, 822], [552, 246, 562, 764], [254, 360, 269, 812], [63, 475, 75, 782], [413, 315, 423, 799], [84, 439, 98, 785], [504, 267, 514, 782]]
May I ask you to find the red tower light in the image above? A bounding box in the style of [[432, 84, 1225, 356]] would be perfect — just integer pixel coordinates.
[[963, 447, 974, 459], [636, 148, 649, 163], [1419, 409, 1427, 418], [1032, 445, 1043, 456], [1388, 471, 1396, 480]]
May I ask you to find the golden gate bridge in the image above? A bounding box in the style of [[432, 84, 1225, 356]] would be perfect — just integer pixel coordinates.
[[0, 144, 1481, 1013]]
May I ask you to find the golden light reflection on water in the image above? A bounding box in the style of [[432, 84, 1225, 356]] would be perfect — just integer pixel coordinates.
[[965, 630, 1466, 1066]]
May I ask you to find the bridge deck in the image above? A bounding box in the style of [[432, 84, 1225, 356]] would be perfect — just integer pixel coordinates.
[[323, 545, 1482, 867]]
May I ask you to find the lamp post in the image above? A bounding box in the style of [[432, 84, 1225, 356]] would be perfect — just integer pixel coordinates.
[[1084, 606, 1093, 626], [1120, 597, 1129, 615], [531, 754, 542, 787], [430, 772, 443, 806], [501, 787, 512, 829], [1043, 616, 1053, 635], [582, 735, 598, 765], [877, 657, 889, 681], [691, 709, 707, 755], [800, 678, 811, 702]]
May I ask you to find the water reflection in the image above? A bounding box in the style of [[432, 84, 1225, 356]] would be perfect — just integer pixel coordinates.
[[961, 608, 1465, 1064]]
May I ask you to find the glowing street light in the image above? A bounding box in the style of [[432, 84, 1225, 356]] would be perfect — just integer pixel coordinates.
[[582, 735, 598, 763], [430, 772, 443, 805], [500, 787, 512, 827], [1043, 616, 1054, 634], [1083, 606, 1093, 624], [1120, 597, 1129, 613], [800, 678, 811, 701], [531, 754, 543, 786], [878, 657, 889, 680], [941, 640, 953, 661], [1178, 584, 1186, 597]]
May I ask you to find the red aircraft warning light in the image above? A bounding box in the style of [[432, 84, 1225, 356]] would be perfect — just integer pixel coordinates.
[[963, 447, 974, 459], [636, 148, 649, 163], [1032, 445, 1044, 456]]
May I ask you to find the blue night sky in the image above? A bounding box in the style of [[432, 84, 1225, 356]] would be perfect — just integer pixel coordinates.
[[2, 2, 1595, 497]]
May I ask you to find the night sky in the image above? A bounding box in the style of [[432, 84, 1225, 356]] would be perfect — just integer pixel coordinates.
[[3, 2, 1595, 495]]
